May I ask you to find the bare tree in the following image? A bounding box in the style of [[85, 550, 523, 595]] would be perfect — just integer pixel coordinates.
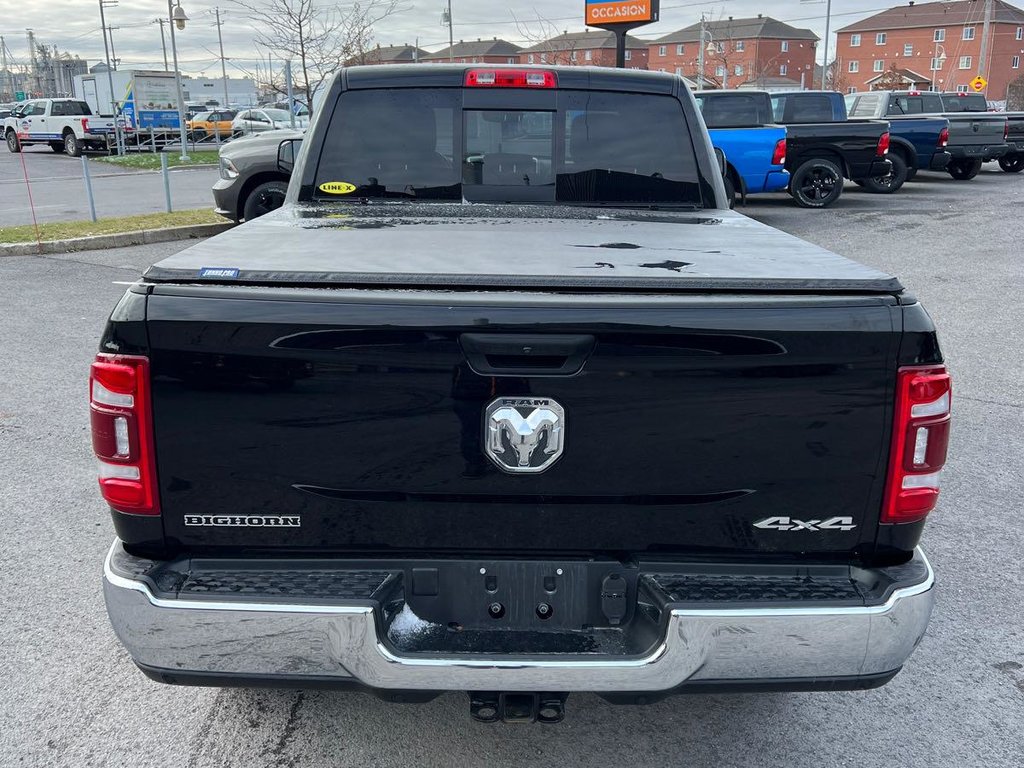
[[874, 62, 907, 91], [512, 13, 583, 66], [824, 59, 851, 93], [231, 0, 405, 107]]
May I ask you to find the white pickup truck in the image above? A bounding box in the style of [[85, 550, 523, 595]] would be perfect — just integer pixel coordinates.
[[4, 98, 119, 156]]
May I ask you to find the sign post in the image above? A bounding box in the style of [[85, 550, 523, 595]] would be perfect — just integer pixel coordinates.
[[584, 0, 660, 68], [970, 75, 988, 92]]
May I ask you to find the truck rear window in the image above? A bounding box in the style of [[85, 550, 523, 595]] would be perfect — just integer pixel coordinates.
[[771, 93, 836, 123], [313, 88, 701, 206], [694, 93, 772, 127]]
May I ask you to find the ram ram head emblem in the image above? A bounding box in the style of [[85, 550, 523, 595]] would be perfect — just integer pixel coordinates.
[[484, 398, 565, 474]]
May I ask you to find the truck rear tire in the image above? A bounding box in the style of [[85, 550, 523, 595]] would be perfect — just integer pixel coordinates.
[[947, 158, 981, 180], [64, 132, 82, 158], [861, 152, 907, 194], [722, 173, 736, 209], [998, 154, 1024, 173], [242, 180, 289, 221], [49, 141, 65, 153], [790, 159, 843, 209], [6, 131, 20, 153]]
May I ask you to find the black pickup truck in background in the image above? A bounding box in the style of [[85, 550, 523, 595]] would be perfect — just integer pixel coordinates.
[[767, 90, 893, 204], [774, 90, 949, 193], [97, 65, 945, 724], [849, 90, 1008, 179], [940, 92, 1024, 173]]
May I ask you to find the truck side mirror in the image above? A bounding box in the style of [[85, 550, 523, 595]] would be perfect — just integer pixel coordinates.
[[714, 146, 727, 176], [277, 139, 301, 174]]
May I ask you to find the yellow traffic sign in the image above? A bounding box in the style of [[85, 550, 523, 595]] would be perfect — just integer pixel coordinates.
[[971, 75, 988, 92]]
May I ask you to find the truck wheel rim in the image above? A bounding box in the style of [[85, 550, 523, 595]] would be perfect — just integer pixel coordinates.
[[801, 169, 837, 201]]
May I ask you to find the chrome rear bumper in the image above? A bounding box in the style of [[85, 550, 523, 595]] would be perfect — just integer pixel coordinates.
[[103, 540, 934, 693]]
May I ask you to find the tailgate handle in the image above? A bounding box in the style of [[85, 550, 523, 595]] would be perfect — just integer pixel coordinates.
[[459, 334, 595, 376]]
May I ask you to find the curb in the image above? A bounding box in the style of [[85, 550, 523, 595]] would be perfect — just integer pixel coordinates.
[[0, 222, 235, 256]]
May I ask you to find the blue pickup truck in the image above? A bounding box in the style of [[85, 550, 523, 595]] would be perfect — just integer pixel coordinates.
[[694, 91, 787, 205]]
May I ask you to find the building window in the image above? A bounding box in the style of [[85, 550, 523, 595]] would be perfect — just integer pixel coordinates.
[[1017, 27, 1023, 40], [962, 27, 975, 41], [781, 41, 789, 52], [508, 57, 517, 64], [874, 59, 885, 72], [876, 32, 887, 45], [1014, 55, 1021, 69], [904, 43, 913, 56], [715, 42, 725, 53], [625, 50, 632, 61], [934, 29, 945, 42], [956, 84, 969, 93], [959, 55, 972, 69], [659, 45, 666, 56], [584, 50, 592, 61], [847, 86, 857, 94], [780, 64, 788, 75], [715, 65, 726, 77], [735, 64, 744, 76], [736, 41, 745, 52], [540, 54, 547, 64], [850, 34, 861, 47], [676, 44, 684, 55], [675, 66, 683, 75], [571, 50, 577, 61], [528, 54, 535, 64], [931, 57, 944, 70], [849, 60, 859, 73]]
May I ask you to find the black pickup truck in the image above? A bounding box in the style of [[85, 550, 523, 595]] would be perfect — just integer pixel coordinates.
[[97, 65, 946, 724], [940, 92, 1024, 173], [697, 89, 890, 208], [849, 90, 1008, 179]]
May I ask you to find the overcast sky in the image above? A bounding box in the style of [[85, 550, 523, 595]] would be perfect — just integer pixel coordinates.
[[4, 0, 904, 77]]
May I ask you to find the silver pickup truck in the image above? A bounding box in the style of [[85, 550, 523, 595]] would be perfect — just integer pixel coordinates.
[[848, 89, 1007, 180]]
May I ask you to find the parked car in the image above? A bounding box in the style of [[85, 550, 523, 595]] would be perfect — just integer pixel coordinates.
[[939, 92, 1024, 173], [187, 109, 237, 140], [213, 128, 303, 221], [772, 89, 949, 193], [99, 65, 944, 722], [4, 98, 119, 156], [232, 107, 309, 135], [848, 90, 1008, 180], [0, 102, 18, 121], [693, 90, 788, 205]]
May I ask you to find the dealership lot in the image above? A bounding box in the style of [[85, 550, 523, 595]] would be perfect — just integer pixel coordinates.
[[1, 168, 1022, 767]]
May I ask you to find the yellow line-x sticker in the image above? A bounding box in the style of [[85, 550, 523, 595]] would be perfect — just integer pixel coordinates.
[[319, 181, 357, 195]]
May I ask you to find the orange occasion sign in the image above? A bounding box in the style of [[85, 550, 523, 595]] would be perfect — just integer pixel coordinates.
[[586, 0, 653, 24]]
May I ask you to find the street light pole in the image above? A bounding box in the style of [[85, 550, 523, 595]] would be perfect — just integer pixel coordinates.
[[168, 0, 189, 161], [696, 14, 706, 88]]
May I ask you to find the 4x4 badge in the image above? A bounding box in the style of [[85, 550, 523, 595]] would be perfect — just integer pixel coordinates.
[[753, 516, 857, 532]]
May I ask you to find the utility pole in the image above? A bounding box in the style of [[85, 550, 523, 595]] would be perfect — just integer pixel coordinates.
[[154, 19, 169, 70], [978, 0, 994, 84], [696, 14, 706, 89], [443, 1, 453, 61], [26, 30, 40, 95], [108, 27, 119, 70], [214, 8, 230, 108], [0, 36, 8, 100], [821, 0, 833, 90], [98, 0, 123, 154]]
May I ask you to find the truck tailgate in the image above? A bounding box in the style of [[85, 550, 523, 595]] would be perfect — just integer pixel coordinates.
[[944, 114, 1006, 148], [144, 286, 901, 558]]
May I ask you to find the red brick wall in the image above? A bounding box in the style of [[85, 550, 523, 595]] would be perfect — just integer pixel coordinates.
[[647, 37, 816, 86], [834, 21, 1024, 99], [517, 48, 649, 69]]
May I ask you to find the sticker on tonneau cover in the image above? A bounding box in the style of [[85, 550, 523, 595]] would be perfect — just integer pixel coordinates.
[[318, 181, 357, 195], [199, 267, 240, 278]]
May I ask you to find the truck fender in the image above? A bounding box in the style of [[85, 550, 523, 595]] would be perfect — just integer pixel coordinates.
[[726, 163, 747, 205], [887, 136, 918, 168]]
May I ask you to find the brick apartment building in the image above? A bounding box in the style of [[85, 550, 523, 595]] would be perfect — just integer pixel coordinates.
[[349, 44, 428, 65], [650, 15, 818, 88], [518, 30, 649, 69], [422, 38, 522, 65], [835, 0, 1024, 99]]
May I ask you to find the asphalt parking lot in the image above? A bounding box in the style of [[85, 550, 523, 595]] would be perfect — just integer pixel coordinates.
[[2, 168, 1022, 767], [0, 146, 219, 226]]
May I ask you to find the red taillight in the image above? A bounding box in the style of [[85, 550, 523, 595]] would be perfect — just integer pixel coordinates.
[[882, 365, 952, 524], [938, 127, 949, 147], [81, 118, 90, 133], [90, 354, 160, 515], [771, 138, 786, 166], [876, 131, 890, 156], [1004, 120, 1009, 140], [464, 69, 557, 88]]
